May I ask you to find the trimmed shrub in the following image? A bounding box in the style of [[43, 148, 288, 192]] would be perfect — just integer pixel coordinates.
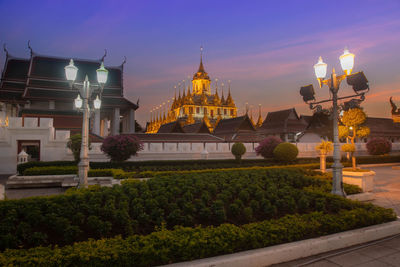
[[231, 142, 246, 162], [0, 207, 395, 267], [101, 135, 143, 162], [366, 138, 392, 155], [0, 168, 364, 250], [66, 134, 91, 162], [255, 136, 282, 158], [273, 142, 299, 162], [341, 143, 355, 153]]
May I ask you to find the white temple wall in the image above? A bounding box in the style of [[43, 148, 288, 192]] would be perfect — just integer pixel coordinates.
[[1, 119, 400, 174]]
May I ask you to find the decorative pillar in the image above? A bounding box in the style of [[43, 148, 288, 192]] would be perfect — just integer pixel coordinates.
[[112, 107, 120, 135], [93, 109, 101, 136], [129, 109, 135, 133]]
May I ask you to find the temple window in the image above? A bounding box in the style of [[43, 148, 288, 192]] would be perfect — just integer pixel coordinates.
[[224, 109, 227, 115], [189, 107, 193, 114], [204, 107, 207, 114], [210, 110, 214, 117], [196, 107, 200, 113], [230, 109, 234, 116]]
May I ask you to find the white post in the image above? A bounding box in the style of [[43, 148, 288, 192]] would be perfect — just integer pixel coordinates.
[[78, 76, 90, 188], [112, 107, 120, 135], [129, 109, 135, 133], [93, 109, 100, 136]]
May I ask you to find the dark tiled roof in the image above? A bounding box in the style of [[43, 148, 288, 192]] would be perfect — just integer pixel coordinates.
[[364, 117, 400, 137], [24, 88, 78, 100], [215, 131, 265, 142], [127, 133, 224, 143], [3, 58, 30, 80], [102, 97, 138, 109], [30, 56, 122, 87], [300, 115, 312, 124], [0, 52, 136, 110], [213, 115, 256, 134], [259, 108, 307, 134], [157, 121, 185, 133], [19, 109, 82, 116], [303, 112, 333, 140], [183, 121, 211, 134], [0, 90, 24, 102]]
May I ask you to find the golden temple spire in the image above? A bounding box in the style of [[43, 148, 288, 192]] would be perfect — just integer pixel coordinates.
[[221, 82, 225, 104], [198, 46, 205, 73], [187, 76, 191, 96], [226, 80, 235, 106]]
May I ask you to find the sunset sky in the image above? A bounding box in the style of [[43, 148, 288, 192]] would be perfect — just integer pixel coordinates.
[[1, 0, 400, 126]]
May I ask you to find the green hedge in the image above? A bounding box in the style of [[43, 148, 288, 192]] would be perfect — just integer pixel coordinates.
[[17, 154, 400, 176], [0, 206, 395, 267], [0, 168, 361, 250], [18, 158, 322, 174]]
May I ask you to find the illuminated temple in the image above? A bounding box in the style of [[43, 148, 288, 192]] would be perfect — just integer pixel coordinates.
[[146, 51, 237, 133]]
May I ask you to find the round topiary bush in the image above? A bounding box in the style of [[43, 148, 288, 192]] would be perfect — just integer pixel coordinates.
[[101, 135, 144, 162], [231, 142, 246, 162], [255, 136, 282, 158], [366, 138, 392, 155], [273, 142, 298, 162], [341, 143, 355, 153]]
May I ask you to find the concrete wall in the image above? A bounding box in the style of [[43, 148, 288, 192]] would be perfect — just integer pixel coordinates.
[[1, 119, 400, 174]]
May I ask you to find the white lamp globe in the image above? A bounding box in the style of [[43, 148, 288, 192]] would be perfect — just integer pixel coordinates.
[[93, 95, 101, 109], [75, 94, 83, 109], [96, 62, 108, 84], [314, 56, 327, 79], [65, 59, 78, 81], [339, 48, 355, 75]]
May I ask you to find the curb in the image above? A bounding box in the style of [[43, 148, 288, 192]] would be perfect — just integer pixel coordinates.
[[358, 163, 400, 168], [164, 220, 400, 267]]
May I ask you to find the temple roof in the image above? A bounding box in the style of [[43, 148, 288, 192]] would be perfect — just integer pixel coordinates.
[[183, 121, 211, 134], [259, 108, 307, 134], [157, 120, 185, 133], [127, 133, 224, 143], [0, 50, 137, 110], [364, 117, 400, 137], [214, 115, 256, 134]]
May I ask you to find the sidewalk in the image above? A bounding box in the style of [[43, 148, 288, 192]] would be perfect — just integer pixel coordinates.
[[273, 165, 400, 266]]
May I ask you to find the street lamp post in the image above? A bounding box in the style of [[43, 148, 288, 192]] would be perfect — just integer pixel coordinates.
[[300, 48, 369, 197], [65, 59, 108, 188]]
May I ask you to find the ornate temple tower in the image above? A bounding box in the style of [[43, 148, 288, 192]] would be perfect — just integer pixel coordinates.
[[147, 48, 237, 133]]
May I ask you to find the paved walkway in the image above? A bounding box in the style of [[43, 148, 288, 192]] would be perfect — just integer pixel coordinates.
[[369, 165, 400, 216], [273, 165, 400, 266]]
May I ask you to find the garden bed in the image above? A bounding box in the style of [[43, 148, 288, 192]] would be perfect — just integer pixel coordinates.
[[0, 168, 393, 266]]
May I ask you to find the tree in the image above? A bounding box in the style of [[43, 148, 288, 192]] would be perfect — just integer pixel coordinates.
[[339, 108, 370, 170], [231, 142, 246, 162], [101, 135, 144, 162], [67, 134, 91, 162]]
